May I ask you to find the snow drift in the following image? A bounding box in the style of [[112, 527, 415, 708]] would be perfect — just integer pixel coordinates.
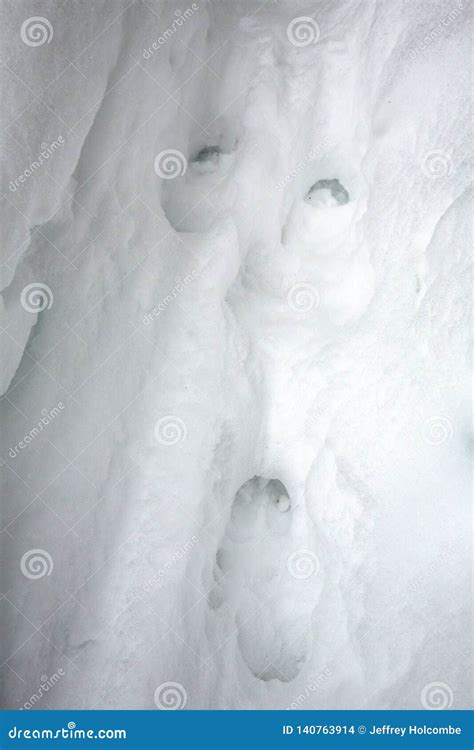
[[0, 0, 472, 710]]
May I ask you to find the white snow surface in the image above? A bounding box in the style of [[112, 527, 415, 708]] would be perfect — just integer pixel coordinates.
[[0, 0, 472, 710]]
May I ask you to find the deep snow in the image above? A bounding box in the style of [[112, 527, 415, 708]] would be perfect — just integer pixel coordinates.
[[0, 0, 472, 710]]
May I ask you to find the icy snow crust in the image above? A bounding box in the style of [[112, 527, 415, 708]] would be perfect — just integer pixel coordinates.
[[1, 0, 472, 709]]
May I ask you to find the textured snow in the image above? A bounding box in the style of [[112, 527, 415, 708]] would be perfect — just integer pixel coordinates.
[[0, 0, 472, 710]]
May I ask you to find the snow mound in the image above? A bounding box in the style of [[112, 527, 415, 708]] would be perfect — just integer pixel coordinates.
[[1, 0, 471, 711]]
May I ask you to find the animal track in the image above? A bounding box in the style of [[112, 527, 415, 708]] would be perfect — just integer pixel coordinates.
[[191, 145, 222, 165], [160, 139, 235, 231], [305, 178, 350, 206], [210, 476, 321, 682]]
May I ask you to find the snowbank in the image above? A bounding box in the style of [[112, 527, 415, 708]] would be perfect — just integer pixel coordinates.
[[1, 0, 471, 710]]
